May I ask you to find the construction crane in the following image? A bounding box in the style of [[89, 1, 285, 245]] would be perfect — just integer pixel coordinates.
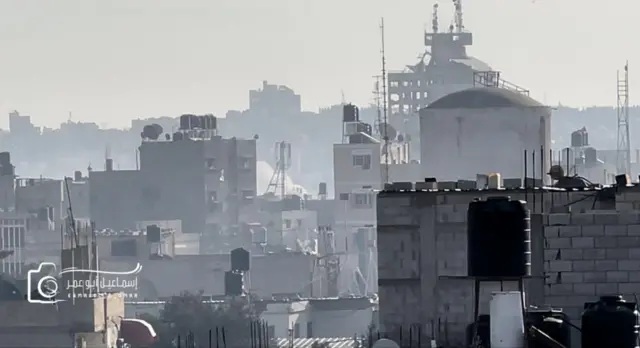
[[616, 62, 631, 176]]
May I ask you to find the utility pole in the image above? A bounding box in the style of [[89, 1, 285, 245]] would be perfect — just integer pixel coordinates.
[[380, 18, 390, 184]]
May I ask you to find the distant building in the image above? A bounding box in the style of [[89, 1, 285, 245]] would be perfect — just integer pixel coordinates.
[[89, 130, 257, 237], [249, 81, 301, 116]]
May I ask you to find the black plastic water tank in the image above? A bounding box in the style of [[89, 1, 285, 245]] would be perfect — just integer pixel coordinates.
[[582, 295, 639, 348], [209, 115, 217, 129], [465, 314, 490, 348], [230, 247, 250, 272], [0, 152, 10, 165], [467, 196, 531, 278], [199, 115, 208, 129], [526, 309, 571, 348], [188, 114, 200, 129], [343, 104, 359, 122], [224, 271, 243, 296]]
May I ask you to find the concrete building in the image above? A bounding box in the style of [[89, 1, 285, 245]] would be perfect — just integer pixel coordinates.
[[249, 81, 302, 116], [376, 180, 640, 346], [419, 87, 552, 182], [89, 133, 257, 237], [100, 251, 323, 300], [126, 296, 377, 339], [0, 294, 125, 348], [0, 212, 28, 276]]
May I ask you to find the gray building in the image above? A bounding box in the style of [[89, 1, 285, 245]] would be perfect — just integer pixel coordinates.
[[90, 134, 257, 236], [377, 180, 640, 347]]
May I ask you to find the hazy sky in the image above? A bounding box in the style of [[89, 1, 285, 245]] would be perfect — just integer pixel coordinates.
[[0, 0, 637, 128]]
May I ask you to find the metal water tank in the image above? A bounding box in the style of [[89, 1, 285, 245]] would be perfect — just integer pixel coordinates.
[[582, 295, 639, 348], [465, 314, 490, 347], [526, 308, 571, 348], [467, 197, 531, 278]]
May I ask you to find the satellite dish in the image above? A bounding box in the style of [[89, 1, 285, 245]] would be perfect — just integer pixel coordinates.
[[253, 134, 259, 140], [372, 339, 400, 348], [378, 123, 397, 142], [397, 134, 405, 142]]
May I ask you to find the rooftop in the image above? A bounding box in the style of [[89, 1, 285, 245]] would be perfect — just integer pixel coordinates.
[[425, 87, 544, 109]]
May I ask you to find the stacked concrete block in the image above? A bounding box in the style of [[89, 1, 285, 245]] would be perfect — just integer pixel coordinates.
[[543, 211, 640, 323]]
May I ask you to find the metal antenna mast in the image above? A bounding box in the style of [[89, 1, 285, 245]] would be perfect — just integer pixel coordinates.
[[616, 62, 631, 176], [380, 18, 390, 184]]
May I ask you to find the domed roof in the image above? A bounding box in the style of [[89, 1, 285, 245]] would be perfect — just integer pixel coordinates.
[[426, 87, 544, 109]]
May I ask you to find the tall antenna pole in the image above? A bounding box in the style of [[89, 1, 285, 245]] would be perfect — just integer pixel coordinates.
[[380, 18, 390, 184], [617, 62, 631, 176]]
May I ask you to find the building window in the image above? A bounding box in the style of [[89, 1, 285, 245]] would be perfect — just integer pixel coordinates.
[[351, 193, 372, 209], [306, 322, 313, 338], [239, 158, 252, 170], [296, 219, 303, 227], [283, 219, 291, 229], [352, 154, 371, 170], [208, 191, 217, 202]]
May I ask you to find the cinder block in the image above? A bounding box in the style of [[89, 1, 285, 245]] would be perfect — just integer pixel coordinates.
[[547, 238, 571, 249], [617, 202, 634, 211], [548, 260, 572, 272], [546, 284, 574, 295], [573, 283, 595, 295], [561, 249, 583, 260], [617, 236, 640, 247], [583, 272, 607, 283], [548, 214, 570, 226], [606, 271, 629, 282], [594, 237, 617, 248], [628, 225, 640, 236], [624, 192, 640, 202], [595, 260, 618, 271], [606, 248, 629, 260], [571, 213, 595, 225], [560, 272, 583, 283], [571, 237, 594, 248], [544, 226, 560, 238], [618, 260, 640, 271], [581, 225, 605, 237], [595, 213, 620, 225], [619, 212, 640, 225], [628, 248, 640, 259], [618, 283, 640, 294], [630, 272, 640, 282], [605, 225, 628, 236], [572, 260, 595, 271], [596, 283, 619, 295], [583, 249, 606, 260], [544, 249, 560, 261], [558, 226, 581, 237]]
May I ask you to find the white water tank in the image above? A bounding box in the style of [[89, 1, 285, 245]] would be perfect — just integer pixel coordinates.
[[487, 172, 502, 189]]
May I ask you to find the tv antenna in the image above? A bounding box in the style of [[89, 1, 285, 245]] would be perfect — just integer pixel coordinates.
[[380, 17, 390, 184], [616, 62, 631, 176]]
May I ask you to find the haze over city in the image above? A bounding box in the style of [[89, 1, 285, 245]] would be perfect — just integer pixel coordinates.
[[0, 0, 637, 128]]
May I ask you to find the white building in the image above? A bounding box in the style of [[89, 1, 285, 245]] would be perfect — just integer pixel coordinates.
[[419, 87, 552, 183], [0, 212, 28, 276]]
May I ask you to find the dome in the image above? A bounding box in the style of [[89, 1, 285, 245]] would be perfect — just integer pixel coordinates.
[[426, 87, 544, 109]]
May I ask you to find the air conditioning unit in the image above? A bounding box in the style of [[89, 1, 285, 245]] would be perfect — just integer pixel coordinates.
[[344, 122, 359, 136]]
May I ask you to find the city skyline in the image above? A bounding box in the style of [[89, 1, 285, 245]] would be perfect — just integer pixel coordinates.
[[0, 0, 637, 128]]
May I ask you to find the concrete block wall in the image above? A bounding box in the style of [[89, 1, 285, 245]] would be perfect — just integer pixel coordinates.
[[377, 187, 620, 346], [543, 210, 640, 323]]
